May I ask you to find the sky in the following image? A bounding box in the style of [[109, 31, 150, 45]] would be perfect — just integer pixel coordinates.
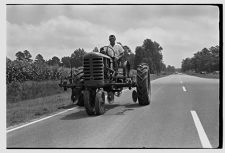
[[6, 5, 219, 68]]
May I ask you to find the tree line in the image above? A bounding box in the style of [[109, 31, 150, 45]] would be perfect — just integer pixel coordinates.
[[7, 38, 176, 84], [181, 45, 219, 73]]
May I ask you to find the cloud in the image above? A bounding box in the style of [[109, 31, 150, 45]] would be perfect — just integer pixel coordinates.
[[7, 5, 219, 67], [7, 5, 219, 29], [118, 13, 219, 66], [7, 15, 117, 60]]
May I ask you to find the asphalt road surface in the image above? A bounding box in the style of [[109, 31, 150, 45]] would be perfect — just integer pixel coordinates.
[[7, 74, 220, 148]]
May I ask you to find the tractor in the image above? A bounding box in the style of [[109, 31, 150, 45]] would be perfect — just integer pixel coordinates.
[[59, 46, 151, 115]]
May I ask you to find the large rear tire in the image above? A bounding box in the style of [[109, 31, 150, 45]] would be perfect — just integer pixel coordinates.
[[136, 63, 151, 105], [84, 89, 96, 115], [95, 89, 105, 115]]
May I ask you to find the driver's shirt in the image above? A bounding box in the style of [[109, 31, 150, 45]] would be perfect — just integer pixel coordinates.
[[109, 43, 124, 59]]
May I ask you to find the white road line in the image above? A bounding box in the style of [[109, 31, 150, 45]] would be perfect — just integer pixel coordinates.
[[7, 107, 77, 133], [182, 86, 187, 92], [190, 110, 212, 148]]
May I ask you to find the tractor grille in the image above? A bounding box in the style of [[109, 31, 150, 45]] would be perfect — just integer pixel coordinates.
[[83, 57, 104, 81]]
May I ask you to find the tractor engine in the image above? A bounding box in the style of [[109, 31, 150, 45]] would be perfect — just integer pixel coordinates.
[[83, 52, 113, 87]]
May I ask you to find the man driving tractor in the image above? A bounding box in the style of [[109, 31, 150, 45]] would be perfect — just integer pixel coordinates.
[[108, 35, 124, 59], [100, 35, 125, 71], [99, 35, 126, 103]]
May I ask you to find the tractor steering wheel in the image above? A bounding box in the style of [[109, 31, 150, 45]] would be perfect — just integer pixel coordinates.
[[102, 46, 116, 58]]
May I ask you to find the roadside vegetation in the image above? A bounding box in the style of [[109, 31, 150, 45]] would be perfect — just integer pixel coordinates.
[[184, 71, 219, 79], [181, 45, 219, 79], [7, 92, 72, 127]]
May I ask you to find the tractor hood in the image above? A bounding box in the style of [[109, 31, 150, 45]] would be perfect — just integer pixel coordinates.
[[84, 52, 111, 59]]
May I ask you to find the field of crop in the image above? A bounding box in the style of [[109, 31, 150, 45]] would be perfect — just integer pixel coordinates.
[[7, 80, 67, 103]]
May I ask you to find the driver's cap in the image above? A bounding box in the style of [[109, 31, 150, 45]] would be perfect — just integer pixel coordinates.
[[109, 35, 116, 39]]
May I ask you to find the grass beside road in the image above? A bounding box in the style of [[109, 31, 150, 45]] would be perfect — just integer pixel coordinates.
[[7, 91, 72, 127], [7, 73, 169, 128], [185, 72, 219, 79]]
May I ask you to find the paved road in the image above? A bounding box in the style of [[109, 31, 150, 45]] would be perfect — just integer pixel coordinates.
[[7, 74, 220, 148]]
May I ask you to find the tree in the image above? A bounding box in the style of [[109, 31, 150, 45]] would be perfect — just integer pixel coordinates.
[[35, 54, 45, 63], [160, 63, 166, 72], [71, 48, 86, 68], [166, 65, 175, 73], [52, 56, 60, 66], [134, 46, 144, 69], [152, 41, 163, 74], [15, 50, 32, 62], [181, 58, 192, 72], [61, 56, 71, 68], [6, 57, 13, 83], [23, 50, 32, 62], [181, 45, 219, 73], [134, 39, 164, 74], [47, 56, 61, 66], [15, 51, 25, 61], [209, 45, 219, 71]]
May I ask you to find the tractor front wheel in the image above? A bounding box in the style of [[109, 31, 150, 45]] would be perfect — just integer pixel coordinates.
[[95, 89, 105, 115], [84, 89, 96, 115]]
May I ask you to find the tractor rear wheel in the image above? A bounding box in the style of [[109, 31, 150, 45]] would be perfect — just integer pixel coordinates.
[[95, 89, 105, 115], [84, 89, 96, 115], [136, 63, 151, 105]]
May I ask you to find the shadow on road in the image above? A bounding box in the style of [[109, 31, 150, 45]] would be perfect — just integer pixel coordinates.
[[58, 103, 77, 109], [60, 110, 90, 120], [60, 103, 143, 120], [60, 104, 121, 120], [113, 103, 144, 115], [124, 103, 143, 108]]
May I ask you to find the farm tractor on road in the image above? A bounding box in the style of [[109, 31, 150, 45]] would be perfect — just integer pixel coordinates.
[[59, 46, 151, 115]]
